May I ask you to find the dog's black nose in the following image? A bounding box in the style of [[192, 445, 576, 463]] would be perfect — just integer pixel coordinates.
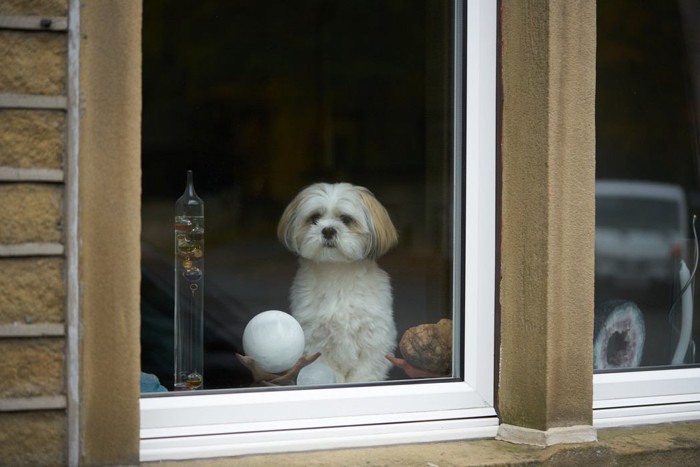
[[322, 227, 336, 239]]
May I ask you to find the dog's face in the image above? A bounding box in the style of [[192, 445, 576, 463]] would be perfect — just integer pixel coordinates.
[[278, 183, 398, 262]]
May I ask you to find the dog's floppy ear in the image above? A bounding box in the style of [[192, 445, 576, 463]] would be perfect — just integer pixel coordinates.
[[277, 193, 303, 253], [358, 187, 398, 258]]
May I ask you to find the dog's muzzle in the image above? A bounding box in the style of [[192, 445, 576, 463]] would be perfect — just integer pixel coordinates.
[[322, 227, 337, 247]]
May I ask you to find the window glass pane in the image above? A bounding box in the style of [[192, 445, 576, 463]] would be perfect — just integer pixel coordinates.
[[595, 0, 700, 370], [141, 0, 458, 392]]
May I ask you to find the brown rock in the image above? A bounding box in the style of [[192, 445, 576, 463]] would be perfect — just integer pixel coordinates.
[[398, 319, 452, 374]]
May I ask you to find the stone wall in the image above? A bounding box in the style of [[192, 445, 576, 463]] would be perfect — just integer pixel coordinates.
[[0, 1, 69, 465]]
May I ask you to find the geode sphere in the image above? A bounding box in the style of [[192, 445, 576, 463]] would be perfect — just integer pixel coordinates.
[[398, 319, 452, 375]]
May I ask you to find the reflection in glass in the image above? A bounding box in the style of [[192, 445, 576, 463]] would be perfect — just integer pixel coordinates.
[[595, 181, 687, 290], [595, 0, 700, 370], [140, 0, 458, 391]]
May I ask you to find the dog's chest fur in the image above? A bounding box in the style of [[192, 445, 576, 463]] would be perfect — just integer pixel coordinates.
[[289, 259, 396, 382]]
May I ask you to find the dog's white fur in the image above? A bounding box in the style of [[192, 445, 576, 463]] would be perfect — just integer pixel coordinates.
[[278, 182, 398, 383]]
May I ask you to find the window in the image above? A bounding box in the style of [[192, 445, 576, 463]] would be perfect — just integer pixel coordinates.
[[593, 0, 700, 426], [140, 0, 496, 460]]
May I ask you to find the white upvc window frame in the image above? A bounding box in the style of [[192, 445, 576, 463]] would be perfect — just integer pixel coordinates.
[[593, 369, 700, 428], [140, 0, 498, 461]]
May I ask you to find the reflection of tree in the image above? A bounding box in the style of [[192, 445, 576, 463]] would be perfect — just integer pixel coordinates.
[[596, 0, 699, 192]]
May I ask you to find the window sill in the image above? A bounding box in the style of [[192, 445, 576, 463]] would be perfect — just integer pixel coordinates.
[[142, 421, 700, 466]]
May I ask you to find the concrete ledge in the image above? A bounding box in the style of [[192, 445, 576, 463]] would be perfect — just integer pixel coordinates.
[[496, 423, 597, 447], [0, 395, 66, 412], [0, 323, 65, 337], [0, 167, 63, 182], [0, 16, 68, 31], [0, 242, 64, 257], [147, 421, 700, 466], [0, 93, 67, 110]]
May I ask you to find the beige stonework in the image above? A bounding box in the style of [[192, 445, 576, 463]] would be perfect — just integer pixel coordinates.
[[0, 110, 65, 168], [0, 183, 63, 243], [0, 30, 66, 95], [0, 411, 66, 466], [0, 257, 64, 324], [0, 1, 72, 466], [498, 0, 596, 433], [0, 0, 67, 16], [78, 1, 143, 464], [1, 337, 64, 398]]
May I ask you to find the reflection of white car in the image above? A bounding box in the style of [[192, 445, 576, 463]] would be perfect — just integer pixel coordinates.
[[595, 180, 688, 287]]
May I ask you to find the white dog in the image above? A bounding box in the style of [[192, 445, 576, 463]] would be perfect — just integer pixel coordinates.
[[278, 182, 398, 383]]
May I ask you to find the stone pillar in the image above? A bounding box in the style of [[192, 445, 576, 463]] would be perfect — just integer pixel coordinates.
[[79, 0, 142, 464], [497, 0, 597, 446]]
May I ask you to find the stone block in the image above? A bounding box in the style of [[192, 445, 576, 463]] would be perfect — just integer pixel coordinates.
[[0, 411, 66, 465], [0, 31, 66, 95], [0, 183, 63, 243], [1, 338, 64, 398], [0, 257, 64, 324], [0, 0, 67, 16], [0, 110, 65, 168]]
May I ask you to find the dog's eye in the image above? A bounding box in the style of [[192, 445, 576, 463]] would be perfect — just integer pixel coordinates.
[[308, 213, 321, 225], [340, 215, 354, 225]]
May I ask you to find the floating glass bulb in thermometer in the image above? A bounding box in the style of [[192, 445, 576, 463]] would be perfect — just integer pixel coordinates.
[[174, 170, 204, 390]]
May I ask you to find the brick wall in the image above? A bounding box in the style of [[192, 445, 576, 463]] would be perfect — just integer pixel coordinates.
[[0, 1, 70, 465]]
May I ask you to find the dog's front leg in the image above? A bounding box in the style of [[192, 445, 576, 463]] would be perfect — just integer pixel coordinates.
[[344, 350, 392, 383]]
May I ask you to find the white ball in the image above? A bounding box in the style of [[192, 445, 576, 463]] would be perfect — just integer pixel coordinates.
[[297, 360, 337, 385], [242, 310, 305, 374]]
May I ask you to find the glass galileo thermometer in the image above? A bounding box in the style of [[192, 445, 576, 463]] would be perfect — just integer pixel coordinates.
[[174, 170, 204, 390]]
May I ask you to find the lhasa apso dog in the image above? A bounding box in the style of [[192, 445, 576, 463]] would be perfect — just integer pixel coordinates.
[[278, 182, 398, 383]]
